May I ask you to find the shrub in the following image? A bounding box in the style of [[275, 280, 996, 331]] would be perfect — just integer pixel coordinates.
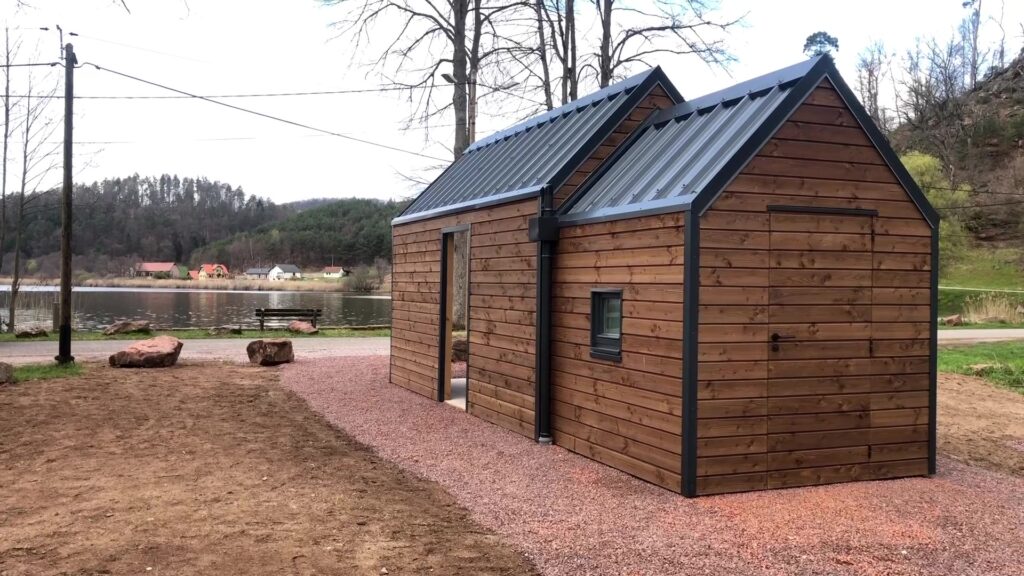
[[962, 293, 1024, 324], [345, 265, 379, 293]]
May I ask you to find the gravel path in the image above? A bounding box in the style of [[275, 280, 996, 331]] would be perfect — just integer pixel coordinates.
[[283, 355, 1024, 576], [0, 337, 390, 365], [938, 328, 1024, 344]]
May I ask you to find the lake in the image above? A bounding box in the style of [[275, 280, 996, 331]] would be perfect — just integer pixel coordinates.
[[0, 286, 391, 331]]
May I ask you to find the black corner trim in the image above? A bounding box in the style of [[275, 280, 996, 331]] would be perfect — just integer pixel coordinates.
[[681, 212, 700, 497], [928, 227, 939, 474], [767, 204, 879, 217], [435, 230, 451, 403]]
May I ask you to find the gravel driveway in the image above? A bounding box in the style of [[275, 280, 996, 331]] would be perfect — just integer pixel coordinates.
[[283, 356, 1024, 576], [0, 337, 390, 365]]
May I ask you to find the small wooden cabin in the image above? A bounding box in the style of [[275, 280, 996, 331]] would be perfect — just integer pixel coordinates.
[[390, 55, 938, 497]]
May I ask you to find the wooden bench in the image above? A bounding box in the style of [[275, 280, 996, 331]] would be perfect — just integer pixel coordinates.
[[254, 308, 322, 330]]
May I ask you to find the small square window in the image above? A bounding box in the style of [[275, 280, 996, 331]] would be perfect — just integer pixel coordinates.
[[591, 289, 622, 361]]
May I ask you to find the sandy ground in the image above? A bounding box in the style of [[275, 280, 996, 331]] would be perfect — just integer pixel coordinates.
[[0, 362, 535, 576], [939, 372, 1024, 476], [0, 336, 390, 365], [284, 356, 1024, 576]]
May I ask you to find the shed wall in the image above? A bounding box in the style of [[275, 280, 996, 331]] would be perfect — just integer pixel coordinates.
[[695, 80, 932, 495], [551, 213, 685, 491], [390, 198, 538, 437]]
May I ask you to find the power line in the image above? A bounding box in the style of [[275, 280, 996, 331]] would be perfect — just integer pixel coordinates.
[[11, 86, 414, 99], [0, 61, 62, 68], [82, 62, 449, 162]]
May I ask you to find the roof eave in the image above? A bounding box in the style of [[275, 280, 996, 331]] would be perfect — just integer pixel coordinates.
[[390, 185, 545, 226]]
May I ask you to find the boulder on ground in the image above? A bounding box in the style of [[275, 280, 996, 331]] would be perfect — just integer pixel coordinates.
[[0, 362, 13, 385], [452, 335, 469, 362], [287, 320, 319, 335], [942, 314, 964, 326], [15, 327, 47, 338], [103, 320, 152, 336], [247, 339, 294, 366], [109, 336, 183, 368], [209, 325, 243, 336]]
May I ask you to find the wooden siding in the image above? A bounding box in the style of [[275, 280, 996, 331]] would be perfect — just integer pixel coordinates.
[[391, 198, 538, 438], [551, 213, 685, 491], [695, 80, 932, 496], [552, 85, 676, 209]]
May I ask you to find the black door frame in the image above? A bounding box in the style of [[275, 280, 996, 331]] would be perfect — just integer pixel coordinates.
[[437, 224, 471, 403]]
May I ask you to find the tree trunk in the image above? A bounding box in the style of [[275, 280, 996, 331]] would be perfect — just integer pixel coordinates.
[[598, 0, 613, 88], [567, 0, 577, 100], [0, 28, 11, 275], [534, 0, 554, 111], [452, 0, 470, 160], [467, 0, 483, 143], [7, 195, 22, 333]]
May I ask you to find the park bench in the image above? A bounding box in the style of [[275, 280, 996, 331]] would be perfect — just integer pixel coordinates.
[[254, 308, 322, 330]]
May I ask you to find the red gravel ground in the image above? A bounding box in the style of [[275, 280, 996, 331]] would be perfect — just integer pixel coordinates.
[[284, 356, 1024, 576]]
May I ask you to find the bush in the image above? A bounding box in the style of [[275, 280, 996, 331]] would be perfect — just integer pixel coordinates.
[[962, 293, 1024, 324], [345, 265, 379, 293]]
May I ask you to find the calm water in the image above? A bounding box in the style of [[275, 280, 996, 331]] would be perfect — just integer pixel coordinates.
[[0, 286, 391, 330]]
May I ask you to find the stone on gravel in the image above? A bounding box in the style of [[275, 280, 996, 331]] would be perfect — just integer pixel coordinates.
[[247, 339, 294, 366], [942, 314, 964, 326], [208, 325, 242, 336], [287, 320, 319, 335], [103, 320, 152, 336], [452, 336, 468, 362], [109, 336, 183, 368], [0, 362, 13, 384], [15, 327, 48, 338]]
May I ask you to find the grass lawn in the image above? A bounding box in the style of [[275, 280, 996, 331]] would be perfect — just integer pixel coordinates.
[[942, 247, 1024, 290], [13, 362, 84, 383], [0, 327, 390, 343], [939, 341, 1024, 394]]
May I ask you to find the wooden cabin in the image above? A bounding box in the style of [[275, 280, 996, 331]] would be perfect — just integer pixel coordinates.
[[390, 55, 938, 497]]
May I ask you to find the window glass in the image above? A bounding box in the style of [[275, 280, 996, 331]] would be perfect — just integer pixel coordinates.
[[591, 290, 623, 359], [599, 295, 621, 338]]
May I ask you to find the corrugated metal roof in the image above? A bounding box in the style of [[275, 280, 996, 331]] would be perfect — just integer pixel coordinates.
[[393, 68, 681, 225], [562, 57, 825, 222]]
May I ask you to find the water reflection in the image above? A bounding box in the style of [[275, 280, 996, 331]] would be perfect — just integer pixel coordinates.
[[0, 286, 391, 330]]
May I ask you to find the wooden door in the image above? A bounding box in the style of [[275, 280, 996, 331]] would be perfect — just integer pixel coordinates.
[[765, 206, 877, 487]]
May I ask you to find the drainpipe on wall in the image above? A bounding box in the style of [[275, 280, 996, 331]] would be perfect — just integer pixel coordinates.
[[531, 191, 558, 444]]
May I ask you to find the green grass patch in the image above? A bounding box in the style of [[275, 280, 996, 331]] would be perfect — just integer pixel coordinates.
[[938, 341, 1024, 394], [13, 362, 84, 383], [942, 247, 1024, 290], [0, 328, 390, 343]]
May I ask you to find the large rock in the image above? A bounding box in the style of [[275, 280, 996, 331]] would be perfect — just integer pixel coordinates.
[[15, 327, 47, 338], [103, 320, 152, 336], [109, 336, 183, 368], [209, 325, 243, 336], [452, 336, 469, 362], [942, 314, 964, 326], [0, 362, 13, 385], [247, 339, 294, 366], [287, 320, 319, 335]]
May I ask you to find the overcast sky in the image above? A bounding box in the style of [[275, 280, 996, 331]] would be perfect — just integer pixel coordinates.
[[3, 0, 1023, 204]]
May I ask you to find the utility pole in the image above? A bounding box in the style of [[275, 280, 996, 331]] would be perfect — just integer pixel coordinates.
[[55, 42, 75, 364]]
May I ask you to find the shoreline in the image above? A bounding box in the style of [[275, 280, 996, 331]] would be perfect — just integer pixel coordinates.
[[0, 276, 391, 295]]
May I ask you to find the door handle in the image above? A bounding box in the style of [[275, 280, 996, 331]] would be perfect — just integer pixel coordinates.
[[771, 333, 796, 342]]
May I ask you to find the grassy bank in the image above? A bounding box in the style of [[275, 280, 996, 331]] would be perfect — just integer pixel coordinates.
[[12, 362, 84, 383], [942, 247, 1024, 291], [0, 276, 389, 294], [939, 341, 1024, 394], [0, 327, 390, 343]]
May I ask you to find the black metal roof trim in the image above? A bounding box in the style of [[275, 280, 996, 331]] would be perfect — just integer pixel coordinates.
[[558, 196, 691, 227], [821, 68, 940, 229], [391, 185, 543, 226]]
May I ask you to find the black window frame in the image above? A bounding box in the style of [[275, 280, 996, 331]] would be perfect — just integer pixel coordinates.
[[590, 288, 623, 361]]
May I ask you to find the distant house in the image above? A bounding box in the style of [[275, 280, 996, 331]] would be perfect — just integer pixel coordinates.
[[132, 262, 187, 279], [268, 264, 302, 281], [198, 263, 230, 279], [322, 266, 345, 278], [188, 270, 199, 280], [245, 267, 271, 280]]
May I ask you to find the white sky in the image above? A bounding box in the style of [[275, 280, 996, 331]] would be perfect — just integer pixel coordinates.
[[2, 0, 1023, 204]]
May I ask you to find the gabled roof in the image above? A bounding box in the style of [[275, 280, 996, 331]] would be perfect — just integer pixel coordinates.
[[136, 262, 179, 273], [246, 267, 271, 275], [275, 264, 302, 273], [392, 68, 682, 225], [323, 266, 344, 273], [560, 55, 939, 229], [200, 263, 229, 274]]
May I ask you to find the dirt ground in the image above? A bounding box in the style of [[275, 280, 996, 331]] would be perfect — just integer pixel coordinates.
[[939, 373, 1024, 476], [0, 363, 536, 576]]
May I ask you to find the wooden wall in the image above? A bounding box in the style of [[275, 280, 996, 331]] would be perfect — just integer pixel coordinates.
[[552, 85, 676, 209], [695, 79, 932, 495], [391, 198, 538, 437], [550, 213, 685, 491]]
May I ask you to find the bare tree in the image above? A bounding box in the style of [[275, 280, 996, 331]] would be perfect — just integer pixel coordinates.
[[592, 0, 738, 88], [1, 28, 19, 276], [961, 0, 985, 88], [7, 70, 60, 332], [856, 41, 891, 133]]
